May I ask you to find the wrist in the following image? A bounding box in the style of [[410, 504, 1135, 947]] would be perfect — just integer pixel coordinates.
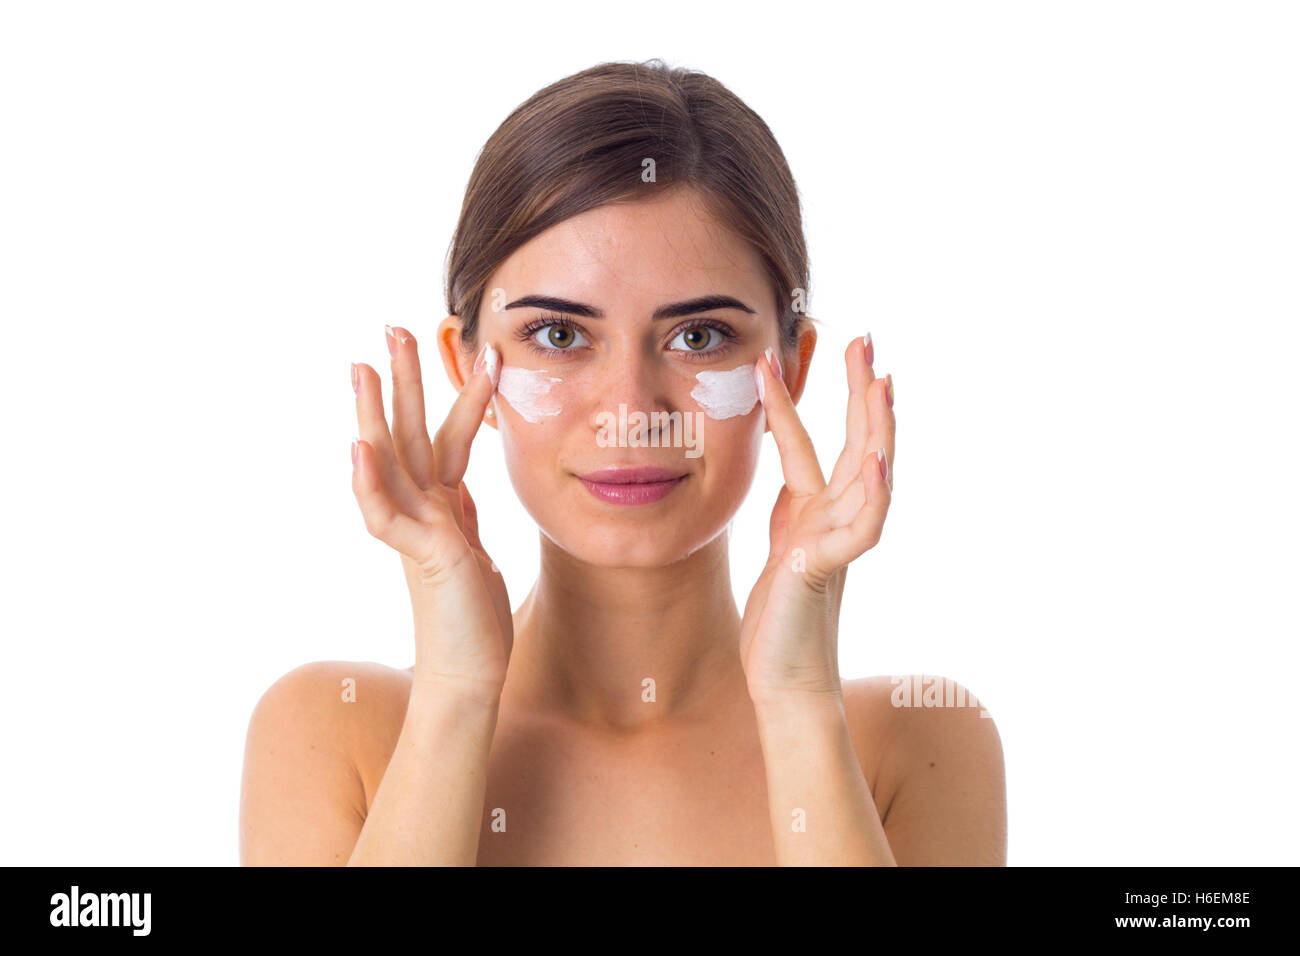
[[747, 683, 846, 717], [409, 672, 504, 712]]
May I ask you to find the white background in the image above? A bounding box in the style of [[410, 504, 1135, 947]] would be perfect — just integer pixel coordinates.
[[2, 0, 1296, 866]]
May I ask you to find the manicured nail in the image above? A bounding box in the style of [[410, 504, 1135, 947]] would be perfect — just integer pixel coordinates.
[[351, 438, 359, 469], [473, 344, 500, 386], [351, 363, 359, 395], [886, 373, 894, 409], [862, 333, 874, 366], [764, 346, 782, 381], [385, 325, 411, 359]]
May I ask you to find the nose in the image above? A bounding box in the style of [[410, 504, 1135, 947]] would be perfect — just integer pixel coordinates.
[[584, 339, 681, 435]]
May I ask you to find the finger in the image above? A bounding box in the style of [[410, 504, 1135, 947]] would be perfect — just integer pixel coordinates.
[[825, 445, 891, 526], [824, 467, 866, 527], [386, 325, 437, 491], [352, 438, 462, 567], [459, 481, 483, 551], [827, 334, 877, 498], [354, 362, 433, 521], [873, 370, 896, 482], [756, 347, 825, 496], [431, 343, 499, 487], [818, 447, 892, 569]]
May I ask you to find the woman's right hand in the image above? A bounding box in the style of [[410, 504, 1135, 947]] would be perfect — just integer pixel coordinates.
[[351, 327, 510, 703]]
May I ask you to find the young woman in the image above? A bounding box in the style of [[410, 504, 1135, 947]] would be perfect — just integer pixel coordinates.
[[240, 60, 1006, 866]]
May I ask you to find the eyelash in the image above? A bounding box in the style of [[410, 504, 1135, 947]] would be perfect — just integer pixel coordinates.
[[516, 313, 740, 360]]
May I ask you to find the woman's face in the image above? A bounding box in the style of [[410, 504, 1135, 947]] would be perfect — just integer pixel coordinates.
[[443, 187, 810, 568]]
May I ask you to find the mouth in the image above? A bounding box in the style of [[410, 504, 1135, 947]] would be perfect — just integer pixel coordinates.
[[575, 467, 688, 506]]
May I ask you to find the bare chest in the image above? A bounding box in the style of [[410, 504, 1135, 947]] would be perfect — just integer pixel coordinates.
[[473, 713, 779, 866], [355, 677, 891, 866]]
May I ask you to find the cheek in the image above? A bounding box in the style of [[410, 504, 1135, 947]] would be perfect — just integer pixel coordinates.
[[495, 362, 762, 423], [696, 414, 764, 480], [493, 370, 570, 492], [690, 363, 761, 421], [493, 361, 765, 472], [494, 366, 567, 424]]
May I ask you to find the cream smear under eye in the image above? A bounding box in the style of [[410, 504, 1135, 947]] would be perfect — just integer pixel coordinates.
[[496, 365, 563, 423], [691, 363, 760, 420]]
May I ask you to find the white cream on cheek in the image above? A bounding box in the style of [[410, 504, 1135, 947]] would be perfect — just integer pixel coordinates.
[[495, 365, 564, 423], [691, 363, 760, 420], [494, 362, 759, 423]]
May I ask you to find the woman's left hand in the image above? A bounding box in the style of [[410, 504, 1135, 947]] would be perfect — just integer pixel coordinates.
[[739, 335, 895, 704]]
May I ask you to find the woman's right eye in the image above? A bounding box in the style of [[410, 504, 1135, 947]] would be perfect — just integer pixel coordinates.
[[529, 323, 590, 351]]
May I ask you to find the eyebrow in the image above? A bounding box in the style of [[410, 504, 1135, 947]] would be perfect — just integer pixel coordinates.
[[502, 293, 757, 321]]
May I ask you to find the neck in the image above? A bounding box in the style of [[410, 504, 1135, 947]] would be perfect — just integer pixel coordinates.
[[500, 529, 748, 731]]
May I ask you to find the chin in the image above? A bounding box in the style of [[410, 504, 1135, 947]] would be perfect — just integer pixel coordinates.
[[545, 523, 728, 569], [525, 492, 735, 569]]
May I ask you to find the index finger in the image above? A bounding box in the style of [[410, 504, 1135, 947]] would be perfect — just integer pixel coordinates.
[[431, 342, 499, 487], [755, 346, 825, 497]]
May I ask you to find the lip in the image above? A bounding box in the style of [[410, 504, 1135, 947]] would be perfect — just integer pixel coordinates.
[[577, 467, 687, 484], [575, 467, 688, 506]]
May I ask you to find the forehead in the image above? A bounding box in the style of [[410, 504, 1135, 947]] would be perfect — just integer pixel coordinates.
[[490, 189, 768, 307]]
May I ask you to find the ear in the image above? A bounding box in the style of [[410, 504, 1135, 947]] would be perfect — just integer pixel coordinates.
[[436, 315, 498, 431], [785, 317, 818, 405], [762, 317, 818, 434]]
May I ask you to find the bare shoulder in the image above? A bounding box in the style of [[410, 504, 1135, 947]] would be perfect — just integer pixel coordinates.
[[843, 674, 1007, 866], [239, 660, 413, 865], [245, 660, 412, 753]]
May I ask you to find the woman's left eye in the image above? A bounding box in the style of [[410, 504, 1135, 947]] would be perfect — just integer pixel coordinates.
[[668, 325, 728, 353], [529, 323, 590, 351]]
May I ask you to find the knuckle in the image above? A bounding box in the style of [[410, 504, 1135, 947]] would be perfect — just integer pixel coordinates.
[[393, 366, 424, 389]]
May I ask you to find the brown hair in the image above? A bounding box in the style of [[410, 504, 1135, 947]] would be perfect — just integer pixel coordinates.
[[444, 59, 812, 362]]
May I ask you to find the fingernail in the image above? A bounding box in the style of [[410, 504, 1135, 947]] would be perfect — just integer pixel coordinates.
[[886, 374, 894, 409], [877, 447, 887, 483], [351, 438, 359, 469], [765, 346, 782, 381], [385, 325, 398, 358], [862, 333, 874, 366], [351, 363, 359, 395], [754, 362, 765, 402], [473, 344, 500, 386]]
